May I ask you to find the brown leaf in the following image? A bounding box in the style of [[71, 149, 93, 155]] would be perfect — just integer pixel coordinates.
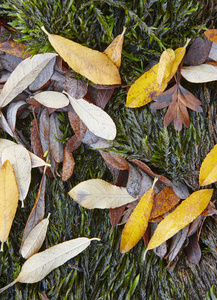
[[21, 174, 46, 246], [110, 205, 126, 227], [0, 40, 31, 59], [65, 71, 88, 99], [201, 201, 217, 217], [185, 232, 201, 264], [31, 119, 44, 158], [204, 29, 217, 43], [49, 113, 64, 163], [0, 52, 23, 73], [150, 186, 181, 219], [66, 135, 82, 152], [151, 83, 203, 131], [39, 108, 50, 153], [85, 85, 115, 109], [184, 35, 212, 66], [68, 111, 87, 139], [61, 149, 75, 181], [100, 151, 129, 171]]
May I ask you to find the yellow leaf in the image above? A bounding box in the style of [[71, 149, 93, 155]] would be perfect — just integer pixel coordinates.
[[0, 160, 19, 251], [157, 49, 175, 87], [120, 178, 157, 253], [104, 27, 126, 68], [147, 189, 213, 250], [126, 42, 188, 108], [41, 26, 121, 85], [126, 64, 167, 108], [199, 144, 217, 186]]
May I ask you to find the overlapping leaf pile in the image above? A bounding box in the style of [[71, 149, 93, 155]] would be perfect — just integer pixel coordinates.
[[0, 22, 217, 294]]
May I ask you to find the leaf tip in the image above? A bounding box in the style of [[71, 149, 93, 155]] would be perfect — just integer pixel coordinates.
[[41, 26, 49, 36]]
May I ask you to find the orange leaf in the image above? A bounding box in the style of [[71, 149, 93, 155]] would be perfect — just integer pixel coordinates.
[[146, 189, 213, 251], [199, 144, 217, 186], [120, 178, 157, 253], [204, 29, 217, 43]]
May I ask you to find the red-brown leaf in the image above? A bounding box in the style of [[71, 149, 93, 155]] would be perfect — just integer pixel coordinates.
[[61, 149, 75, 181]]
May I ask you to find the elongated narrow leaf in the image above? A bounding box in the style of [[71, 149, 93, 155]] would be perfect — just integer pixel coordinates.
[[0, 238, 99, 292], [20, 214, 50, 259], [120, 179, 156, 253], [66, 92, 116, 140], [147, 189, 213, 250], [33, 91, 69, 108], [2, 144, 31, 206], [157, 49, 175, 87], [69, 179, 136, 209], [0, 160, 19, 251], [0, 53, 57, 107], [181, 64, 217, 83], [49, 113, 64, 163], [41, 26, 121, 85], [199, 144, 217, 186]]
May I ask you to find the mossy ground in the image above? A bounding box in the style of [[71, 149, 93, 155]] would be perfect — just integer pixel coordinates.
[[0, 0, 217, 299]]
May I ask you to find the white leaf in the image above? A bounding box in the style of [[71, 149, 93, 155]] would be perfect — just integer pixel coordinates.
[[17, 237, 99, 283], [68, 178, 137, 209], [6, 101, 26, 133], [2, 144, 31, 206], [20, 214, 50, 259], [33, 91, 69, 108], [208, 42, 217, 61], [181, 64, 217, 83], [0, 138, 50, 168], [0, 53, 57, 107], [0, 112, 14, 138], [65, 92, 116, 140]]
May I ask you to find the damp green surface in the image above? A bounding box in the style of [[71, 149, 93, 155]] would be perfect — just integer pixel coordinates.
[[0, 0, 217, 299]]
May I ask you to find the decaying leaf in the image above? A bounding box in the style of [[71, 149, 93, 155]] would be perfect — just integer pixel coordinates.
[[68, 111, 87, 140], [0, 160, 19, 251], [21, 174, 46, 245], [0, 53, 57, 107], [66, 92, 117, 140], [120, 178, 157, 253], [185, 231, 201, 264], [61, 149, 75, 181], [204, 29, 217, 43], [65, 71, 88, 99], [181, 64, 217, 83], [69, 179, 137, 209], [151, 83, 203, 131], [49, 113, 64, 163], [33, 91, 69, 109], [39, 108, 50, 154], [20, 214, 50, 259], [126, 45, 187, 108], [2, 144, 31, 207], [0, 40, 30, 59], [41, 26, 121, 85], [85, 85, 114, 109], [146, 189, 213, 252], [199, 144, 217, 186], [0, 237, 100, 292]]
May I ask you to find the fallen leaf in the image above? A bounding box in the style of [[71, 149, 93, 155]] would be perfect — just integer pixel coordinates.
[[68, 178, 137, 209], [199, 144, 217, 186], [61, 149, 75, 181], [41, 26, 121, 85], [2, 144, 31, 207], [0, 160, 19, 251], [65, 71, 88, 99], [151, 83, 203, 131], [85, 85, 114, 109], [0, 237, 100, 292], [157, 49, 175, 87], [0, 40, 31, 59], [39, 108, 50, 154], [21, 174, 46, 245], [110, 205, 126, 227], [29, 56, 56, 91], [146, 189, 213, 251], [99, 151, 129, 171], [181, 64, 217, 83], [126, 46, 187, 108], [0, 53, 57, 107], [68, 111, 87, 140], [49, 113, 64, 163], [20, 214, 50, 259], [184, 35, 212, 66], [31, 118, 44, 160], [126, 164, 142, 197], [0, 70, 11, 83], [66, 135, 81, 152], [204, 29, 217, 43], [150, 186, 181, 219], [208, 41, 217, 61], [185, 231, 201, 264], [120, 178, 157, 253], [66, 92, 117, 140], [0, 111, 15, 137], [6, 101, 27, 133], [104, 27, 125, 68], [0, 52, 23, 73], [33, 91, 69, 109]]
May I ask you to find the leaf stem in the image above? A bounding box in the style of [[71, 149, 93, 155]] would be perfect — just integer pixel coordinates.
[[0, 279, 18, 294]]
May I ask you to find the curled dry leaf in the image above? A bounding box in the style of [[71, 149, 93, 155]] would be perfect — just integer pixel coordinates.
[[146, 189, 213, 251], [199, 144, 217, 186], [41, 26, 121, 85], [6, 100, 26, 133], [0, 53, 57, 107], [120, 178, 157, 253], [181, 64, 217, 83], [0, 111, 15, 138], [2, 144, 31, 207], [20, 214, 50, 259], [66, 92, 117, 140], [0, 160, 19, 251], [0, 237, 100, 293], [33, 91, 69, 109], [69, 178, 137, 209]]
